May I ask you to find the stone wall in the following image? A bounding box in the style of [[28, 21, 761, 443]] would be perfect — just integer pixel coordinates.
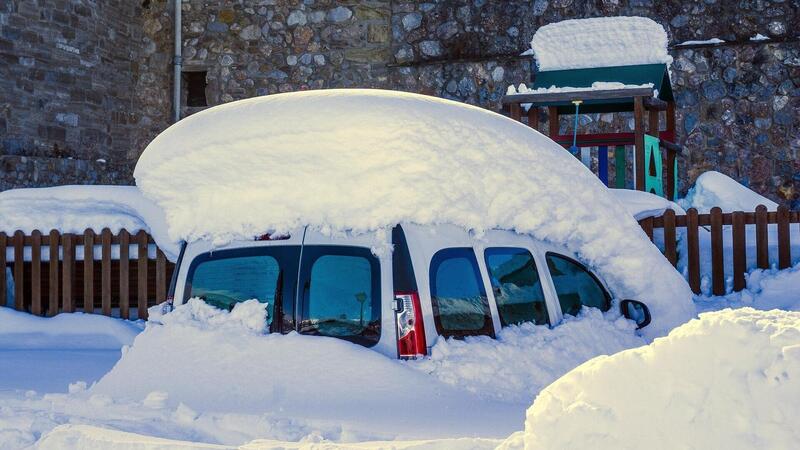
[[2, 0, 799, 207]]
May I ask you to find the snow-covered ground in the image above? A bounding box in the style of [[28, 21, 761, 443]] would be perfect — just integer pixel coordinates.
[[0, 300, 646, 448], [521, 308, 800, 449]]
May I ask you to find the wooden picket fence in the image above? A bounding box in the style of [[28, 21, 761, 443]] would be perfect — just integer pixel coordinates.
[[639, 205, 800, 296], [0, 228, 174, 320]]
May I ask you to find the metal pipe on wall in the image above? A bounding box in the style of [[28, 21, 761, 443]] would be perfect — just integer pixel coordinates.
[[172, 0, 182, 123]]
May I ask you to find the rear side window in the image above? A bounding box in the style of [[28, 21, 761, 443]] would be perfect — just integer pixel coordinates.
[[299, 246, 381, 347], [545, 253, 610, 317], [185, 246, 301, 332], [429, 248, 493, 338], [484, 247, 549, 326]]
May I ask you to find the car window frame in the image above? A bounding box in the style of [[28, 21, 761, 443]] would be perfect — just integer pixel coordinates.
[[483, 246, 551, 327], [429, 247, 495, 339], [544, 251, 612, 317], [183, 246, 301, 333], [297, 245, 382, 348]]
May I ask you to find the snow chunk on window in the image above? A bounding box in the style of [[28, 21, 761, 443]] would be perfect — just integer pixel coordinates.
[[523, 308, 800, 449], [135, 89, 693, 337], [530, 17, 672, 72]]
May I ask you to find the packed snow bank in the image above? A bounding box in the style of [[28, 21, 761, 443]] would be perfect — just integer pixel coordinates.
[[679, 171, 778, 212], [0, 185, 177, 260], [530, 17, 672, 71], [610, 189, 685, 220], [696, 262, 800, 313], [92, 299, 522, 442], [135, 89, 693, 337], [36, 425, 502, 450], [0, 307, 141, 350], [524, 308, 800, 449], [409, 308, 645, 403]]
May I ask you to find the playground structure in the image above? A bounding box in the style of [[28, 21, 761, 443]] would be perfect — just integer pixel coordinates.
[[503, 63, 686, 200]]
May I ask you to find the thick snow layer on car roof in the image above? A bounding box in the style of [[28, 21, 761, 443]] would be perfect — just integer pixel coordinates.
[[522, 308, 800, 449], [0, 185, 178, 260], [530, 17, 672, 71], [134, 89, 693, 337]]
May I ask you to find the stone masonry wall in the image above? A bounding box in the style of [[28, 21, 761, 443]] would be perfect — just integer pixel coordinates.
[[1, 0, 799, 208]]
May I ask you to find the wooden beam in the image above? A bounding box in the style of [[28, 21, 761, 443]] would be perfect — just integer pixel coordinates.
[[633, 96, 645, 191], [526, 107, 539, 131], [643, 96, 668, 111], [502, 87, 654, 105], [548, 106, 559, 138]]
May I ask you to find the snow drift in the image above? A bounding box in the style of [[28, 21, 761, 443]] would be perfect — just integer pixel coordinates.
[[523, 308, 800, 449], [91, 299, 523, 442], [134, 89, 693, 337], [0, 185, 177, 260], [530, 17, 672, 72], [679, 171, 778, 213]]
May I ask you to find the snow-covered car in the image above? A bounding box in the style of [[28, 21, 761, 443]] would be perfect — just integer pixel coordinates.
[[169, 223, 651, 358]]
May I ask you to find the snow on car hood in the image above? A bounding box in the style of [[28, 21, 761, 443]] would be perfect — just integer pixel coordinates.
[[134, 89, 693, 337]]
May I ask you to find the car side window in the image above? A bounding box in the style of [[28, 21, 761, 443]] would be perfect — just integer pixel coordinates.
[[429, 248, 494, 338], [185, 247, 300, 332], [484, 247, 549, 326], [298, 246, 381, 347], [545, 253, 610, 317]]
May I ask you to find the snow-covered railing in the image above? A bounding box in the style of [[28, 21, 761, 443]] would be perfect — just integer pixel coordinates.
[[639, 205, 799, 296], [1, 228, 174, 320]]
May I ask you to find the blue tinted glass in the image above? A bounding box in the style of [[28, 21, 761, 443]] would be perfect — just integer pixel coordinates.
[[307, 255, 374, 337], [191, 255, 279, 322], [485, 247, 549, 326], [546, 253, 610, 316], [430, 248, 492, 337]]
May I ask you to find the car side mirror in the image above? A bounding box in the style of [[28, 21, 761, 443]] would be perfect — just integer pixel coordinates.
[[620, 299, 651, 329]]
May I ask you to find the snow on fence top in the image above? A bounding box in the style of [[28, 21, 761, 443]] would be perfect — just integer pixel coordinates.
[[0, 185, 177, 259], [134, 89, 693, 337], [530, 16, 672, 72]]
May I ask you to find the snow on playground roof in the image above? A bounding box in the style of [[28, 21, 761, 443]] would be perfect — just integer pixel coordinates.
[[134, 89, 693, 337], [0, 185, 178, 260], [530, 17, 673, 72]]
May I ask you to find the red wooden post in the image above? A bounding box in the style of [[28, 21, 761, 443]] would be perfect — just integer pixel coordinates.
[[62, 234, 74, 313], [48, 230, 60, 316], [30, 230, 42, 315], [710, 207, 724, 296], [663, 209, 677, 267], [119, 229, 130, 320], [13, 231, 24, 311], [755, 205, 769, 269], [83, 229, 95, 313], [101, 228, 112, 316], [777, 206, 791, 270], [731, 211, 746, 292], [686, 209, 701, 294]]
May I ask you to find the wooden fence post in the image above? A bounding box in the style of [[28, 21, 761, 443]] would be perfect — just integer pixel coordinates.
[[731, 211, 746, 292], [137, 230, 149, 320], [62, 233, 74, 313], [663, 209, 677, 267], [755, 205, 769, 269], [777, 206, 791, 270], [101, 228, 112, 316], [13, 231, 24, 311], [83, 229, 95, 313], [30, 230, 42, 315], [686, 208, 700, 294], [156, 249, 167, 303], [48, 230, 60, 316], [710, 207, 724, 296], [119, 229, 130, 320], [641, 217, 654, 241]]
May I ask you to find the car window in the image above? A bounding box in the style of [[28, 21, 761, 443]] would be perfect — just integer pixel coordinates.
[[188, 255, 279, 318], [484, 247, 549, 326], [545, 253, 610, 316], [429, 248, 493, 338], [185, 247, 300, 332], [299, 246, 381, 347]]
